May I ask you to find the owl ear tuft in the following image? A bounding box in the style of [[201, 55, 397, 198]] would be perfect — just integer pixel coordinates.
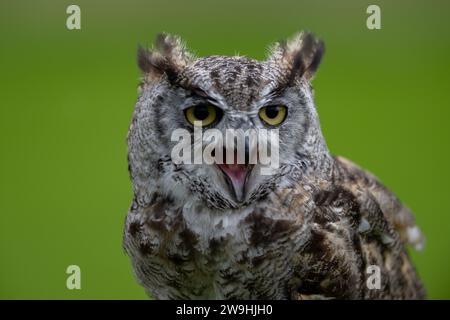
[[137, 33, 194, 83], [267, 32, 325, 84]]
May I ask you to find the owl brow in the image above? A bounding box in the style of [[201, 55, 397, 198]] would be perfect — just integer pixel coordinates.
[[263, 77, 310, 103], [184, 85, 219, 103], [264, 83, 289, 100]]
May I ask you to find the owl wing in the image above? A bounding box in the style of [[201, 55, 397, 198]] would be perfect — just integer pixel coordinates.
[[284, 156, 425, 299], [334, 156, 425, 251]]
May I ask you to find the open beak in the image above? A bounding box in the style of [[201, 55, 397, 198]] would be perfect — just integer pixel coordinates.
[[216, 163, 253, 202]]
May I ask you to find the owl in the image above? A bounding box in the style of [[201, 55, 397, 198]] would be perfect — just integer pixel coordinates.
[[123, 32, 426, 299]]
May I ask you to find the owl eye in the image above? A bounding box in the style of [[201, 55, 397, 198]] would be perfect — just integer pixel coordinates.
[[258, 105, 287, 126], [184, 104, 222, 127]]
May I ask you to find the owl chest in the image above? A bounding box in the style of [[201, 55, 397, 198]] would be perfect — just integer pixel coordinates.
[[127, 209, 302, 299], [156, 232, 296, 299]]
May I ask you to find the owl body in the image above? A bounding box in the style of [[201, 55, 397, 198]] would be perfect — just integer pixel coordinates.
[[123, 33, 425, 299]]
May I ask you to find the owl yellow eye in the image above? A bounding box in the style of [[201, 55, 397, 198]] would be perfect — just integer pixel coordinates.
[[258, 105, 287, 126], [184, 104, 221, 127]]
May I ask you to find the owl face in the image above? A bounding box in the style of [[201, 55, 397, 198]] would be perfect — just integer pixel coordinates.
[[128, 33, 328, 209]]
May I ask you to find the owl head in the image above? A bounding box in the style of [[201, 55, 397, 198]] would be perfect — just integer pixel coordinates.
[[128, 32, 331, 210]]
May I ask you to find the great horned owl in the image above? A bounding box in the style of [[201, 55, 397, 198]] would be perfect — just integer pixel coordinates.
[[123, 32, 425, 299]]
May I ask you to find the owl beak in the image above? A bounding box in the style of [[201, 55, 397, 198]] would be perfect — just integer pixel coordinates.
[[217, 163, 252, 203]]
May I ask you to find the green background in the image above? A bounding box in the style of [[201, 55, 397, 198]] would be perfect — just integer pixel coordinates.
[[1, 0, 449, 299]]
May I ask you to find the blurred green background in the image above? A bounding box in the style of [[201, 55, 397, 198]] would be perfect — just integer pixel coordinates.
[[1, 0, 449, 299]]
